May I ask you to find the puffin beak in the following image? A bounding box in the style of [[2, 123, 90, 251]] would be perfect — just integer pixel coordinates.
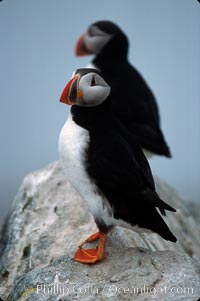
[[60, 75, 79, 105], [75, 33, 92, 56]]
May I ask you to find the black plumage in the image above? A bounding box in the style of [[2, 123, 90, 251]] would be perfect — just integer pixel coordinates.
[[77, 21, 172, 157], [71, 79, 176, 242], [59, 69, 177, 264]]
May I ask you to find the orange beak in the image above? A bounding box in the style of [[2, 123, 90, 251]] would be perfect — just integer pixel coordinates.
[[60, 75, 78, 105], [75, 33, 92, 56]]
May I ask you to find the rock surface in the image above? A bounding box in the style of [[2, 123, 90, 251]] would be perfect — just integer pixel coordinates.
[[6, 250, 200, 301], [185, 201, 200, 225], [0, 161, 200, 301]]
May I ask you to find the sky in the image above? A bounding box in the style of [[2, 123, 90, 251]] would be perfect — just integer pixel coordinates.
[[0, 0, 200, 218]]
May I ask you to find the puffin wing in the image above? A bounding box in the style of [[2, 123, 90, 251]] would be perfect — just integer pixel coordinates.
[[86, 130, 176, 242], [128, 123, 172, 157], [102, 63, 171, 157], [87, 130, 175, 213]]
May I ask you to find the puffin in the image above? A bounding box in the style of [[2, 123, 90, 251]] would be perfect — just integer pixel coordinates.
[[75, 20, 171, 158], [59, 68, 176, 264]]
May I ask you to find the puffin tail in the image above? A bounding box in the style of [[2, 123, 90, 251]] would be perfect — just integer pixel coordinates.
[[141, 189, 176, 216], [140, 190, 177, 242]]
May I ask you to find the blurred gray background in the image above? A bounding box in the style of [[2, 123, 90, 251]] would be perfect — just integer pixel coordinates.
[[0, 0, 200, 218]]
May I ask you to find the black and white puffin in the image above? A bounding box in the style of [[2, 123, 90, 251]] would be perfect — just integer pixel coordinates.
[[75, 20, 171, 158], [59, 68, 176, 264]]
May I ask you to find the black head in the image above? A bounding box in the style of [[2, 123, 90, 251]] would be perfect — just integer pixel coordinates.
[[60, 68, 111, 107], [75, 20, 128, 59]]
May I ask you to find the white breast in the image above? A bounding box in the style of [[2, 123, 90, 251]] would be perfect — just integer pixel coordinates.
[[59, 112, 89, 187], [58, 111, 113, 227]]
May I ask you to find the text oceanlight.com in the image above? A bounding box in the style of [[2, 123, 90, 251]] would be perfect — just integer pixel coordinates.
[[36, 283, 194, 298]]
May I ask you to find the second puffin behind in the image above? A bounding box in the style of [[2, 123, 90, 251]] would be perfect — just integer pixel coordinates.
[[59, 68, 176, 264], [75, 20, 172, 158]]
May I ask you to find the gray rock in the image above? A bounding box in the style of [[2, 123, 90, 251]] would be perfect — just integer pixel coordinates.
[[0, 161, 200, 301], [7, 250, 200, 301], [184, 201, 200, 225]]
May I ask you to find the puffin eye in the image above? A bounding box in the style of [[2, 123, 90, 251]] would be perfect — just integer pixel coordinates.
[[90, 76, 96, 86]]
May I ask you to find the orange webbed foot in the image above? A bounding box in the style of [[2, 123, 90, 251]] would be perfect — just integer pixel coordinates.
[[74, 232, 107, 264], [74, 247, 106, 264], [79, 231, 100, 248]]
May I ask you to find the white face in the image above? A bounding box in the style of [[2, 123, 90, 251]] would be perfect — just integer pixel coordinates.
[[84, 25, 113, 54], [77, 72, 111, 107]]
